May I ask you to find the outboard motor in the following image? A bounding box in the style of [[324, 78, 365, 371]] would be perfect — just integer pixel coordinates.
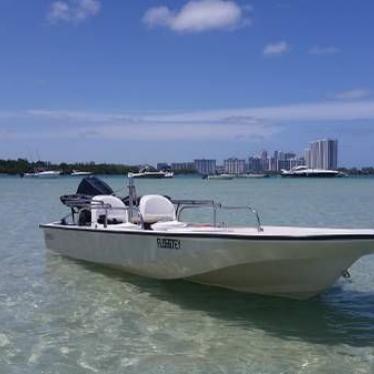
[[59, 176, 116, 226], [60, 176, 114, 209], [76, 176, 113, 196]]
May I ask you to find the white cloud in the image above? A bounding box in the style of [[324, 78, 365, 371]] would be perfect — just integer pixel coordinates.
[[263, 41, 289, 56], [333, 89, 372, 100], [3, 100, 374, 141], [309, 46, 340, 55], [47, 0, 101, 24], [48, 1, 70, 22], [143, 6, 172, 28], [143, 0, 251, 33], [145, 100, 374, 123]]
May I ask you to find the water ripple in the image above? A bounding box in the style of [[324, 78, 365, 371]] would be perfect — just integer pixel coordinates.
[[1, 176, 374, 373]]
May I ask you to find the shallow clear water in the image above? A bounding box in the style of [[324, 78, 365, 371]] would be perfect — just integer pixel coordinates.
[[1, 175, 374, 373]]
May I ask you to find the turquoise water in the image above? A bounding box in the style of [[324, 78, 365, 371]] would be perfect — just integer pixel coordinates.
[[1, 175, 374, 373]]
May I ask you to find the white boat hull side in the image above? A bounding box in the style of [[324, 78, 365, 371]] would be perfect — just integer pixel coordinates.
[[24, 171, 61, 178], [188, 256, 356, 299], [41, 224, 374, 299]]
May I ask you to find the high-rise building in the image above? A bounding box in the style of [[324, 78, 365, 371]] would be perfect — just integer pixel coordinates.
[[194, 159, 216, 175], [170, 162, 195, 172], [311, 140, 326, 169], [285, 152, 296, 160], [322, 139, 338, 170], [156, 162, 170, 171], [307, 139, 338, 170], [277, 152, 286, 170], [224, 158, 246, 174], [304, 148, 311, 168], [269, 151, 279, 171], [275, 151, 300, 171], [260, 150, 269, 171], [248, 157, 262, 172]]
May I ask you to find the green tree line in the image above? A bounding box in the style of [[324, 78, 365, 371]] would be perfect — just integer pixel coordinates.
[[0, 159, 139, 175], [2, 158, 374, 176]]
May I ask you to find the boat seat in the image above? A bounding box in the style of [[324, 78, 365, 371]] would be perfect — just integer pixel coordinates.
[[108, 222, 142, 230], [91, 195, 128, 225], [151, 220, 188, 231], [139, 195, 176, 224]]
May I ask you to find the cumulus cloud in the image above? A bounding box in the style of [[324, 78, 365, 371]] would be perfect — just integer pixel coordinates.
[[143, 0, 251, 33], [309, 46, 340, 55], [332, 89, 372, 100], [263, 41, 289, 56], [47, 0, 101, 24]]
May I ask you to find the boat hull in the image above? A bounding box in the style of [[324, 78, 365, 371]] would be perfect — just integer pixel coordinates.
[[281, 173, 338, 178], [40, 224, 374, 299], [131, 174, 167, 179], [24, 171, 61, 178], [128, 172, 174, 179]]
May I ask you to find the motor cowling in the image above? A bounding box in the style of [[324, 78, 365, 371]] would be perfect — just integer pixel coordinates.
[[76, 176, 113, 196], [60, 176, 114, 209]]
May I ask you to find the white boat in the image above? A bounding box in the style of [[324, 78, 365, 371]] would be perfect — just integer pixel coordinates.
[[236, 173, 269, 179], [281, 166, 342, 178], [23, 170, 61, 178], [40, 176, 374, 299], [206, 174, 233, 180], [71, 170, 93, 176], [128, 170, 174, 179]]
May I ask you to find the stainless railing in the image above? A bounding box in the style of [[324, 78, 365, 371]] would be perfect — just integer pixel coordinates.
[[173, 199, 217, 225], [61, 197, 263, 232], [172, 199, 263, 232], [216, 204, 263, 232]]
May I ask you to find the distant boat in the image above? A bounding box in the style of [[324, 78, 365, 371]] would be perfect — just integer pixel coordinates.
[[23, 170, 61, 178], [206, 174, 233, 180], [281, 166, 342, 178], [128, 170, 174, 179], [237, 173, 269, 179], [71, 170, 93, 176]]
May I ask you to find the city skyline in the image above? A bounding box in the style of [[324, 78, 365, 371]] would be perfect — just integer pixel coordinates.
[[0, 1, 373, 166], [155, 138, 338, 173]]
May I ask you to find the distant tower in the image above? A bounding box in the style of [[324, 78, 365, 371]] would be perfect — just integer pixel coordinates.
[[323, 139, 338, 170], [304, 148, 311, 168], [194, 159, 216, 175], [260, 150, 269, 171], [224, 158, 246, 174], [308, 139, 338, 170]]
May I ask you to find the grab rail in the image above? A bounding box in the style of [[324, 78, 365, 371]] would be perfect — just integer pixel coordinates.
[[173, 199, 263, 232], [216, 204, 263, 232], [62, 197, 263, 232], [173, 200, 217, 226]]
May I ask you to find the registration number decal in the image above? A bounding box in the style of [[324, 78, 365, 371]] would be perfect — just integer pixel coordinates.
[[157, 238, 181, 250]]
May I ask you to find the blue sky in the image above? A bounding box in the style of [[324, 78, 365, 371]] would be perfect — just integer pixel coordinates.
[[0, 0, 373, 166]]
